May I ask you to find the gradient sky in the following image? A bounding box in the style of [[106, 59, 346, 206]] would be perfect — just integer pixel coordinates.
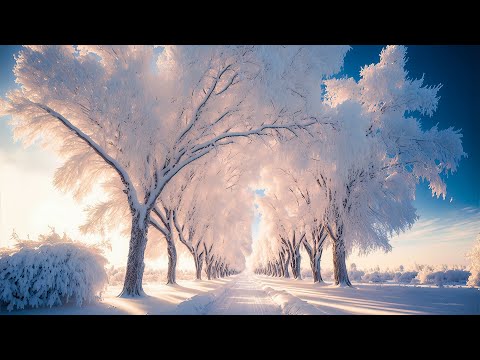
[[1, 45, 479, 270]]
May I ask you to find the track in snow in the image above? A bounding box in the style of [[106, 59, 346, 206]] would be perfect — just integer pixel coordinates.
[[206, 274, 281, 315]]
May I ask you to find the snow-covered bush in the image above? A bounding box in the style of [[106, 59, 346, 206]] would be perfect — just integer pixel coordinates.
[[362, 271, 385, 283], [361, 268, 394, 283], [467, 235, 480, 288], [393, 271, 418, 284], [415, 265, 470, 287], [0, 230, 108, 311], [348, 263, 365, 282]]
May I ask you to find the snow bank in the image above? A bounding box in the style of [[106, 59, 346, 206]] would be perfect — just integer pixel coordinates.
[[262, 286, 324, 315], [0, 231, 108, 311], [175, 285, 230, 315]]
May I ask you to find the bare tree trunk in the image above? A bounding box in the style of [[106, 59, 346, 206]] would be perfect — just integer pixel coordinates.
[[278, 255, 285, 277], [204, 243, 214, 280], [195, 253, 204, 280], [332, 233, 352, 287], [166, 234, 177, 285], [290, 248, 302, 279], [295, 251, 302, 280], [305, 246, 324, 283], [206, 260, 213, 280], [284, 249, 290, 278], [307, 251, 317, 282], [314, 249, 324, 283], [290, 256, 296, 278], [119, 211, 149, 297]]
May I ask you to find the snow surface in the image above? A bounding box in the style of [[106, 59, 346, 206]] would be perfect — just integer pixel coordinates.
[[3, 277, 232, 315], [257, 276, 480, 315], [204, 275, 281, 315], [2, 274, 479, 315]]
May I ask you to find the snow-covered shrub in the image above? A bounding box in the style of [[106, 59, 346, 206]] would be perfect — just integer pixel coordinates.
[[362, 271, 385, 283], [467, 235, 480, 287], [348, 263, 365, 282], [361, 269, 394, 283], [415, 265, 470, 287], [393, 271, 418, 284], [0, 230, 108, 311]]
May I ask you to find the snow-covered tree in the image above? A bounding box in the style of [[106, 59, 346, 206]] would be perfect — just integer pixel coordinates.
[[254, 175, 307, 280], [1, 45, 349, 296], [319, 45, 465, 286], [277, 167, 329, 283], [172, 149, 250, 281], [467, 234, 480, 287], [251, 45, 465, 288], [173, 189, 210, 281]]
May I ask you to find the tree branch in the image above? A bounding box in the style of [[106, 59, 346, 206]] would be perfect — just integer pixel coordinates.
[[36, 103, 139, 205]]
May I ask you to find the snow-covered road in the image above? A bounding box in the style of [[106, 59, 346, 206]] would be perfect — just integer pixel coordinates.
[[205, 274, 282, 315]]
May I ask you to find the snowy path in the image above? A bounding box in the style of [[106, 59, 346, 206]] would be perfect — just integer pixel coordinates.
[[205, 274, 281, 315]]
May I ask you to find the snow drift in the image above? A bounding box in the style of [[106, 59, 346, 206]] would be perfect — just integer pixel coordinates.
[[0, 231, 108, 311], [175, 284, 231, 315], [262, 285, 323, 315]]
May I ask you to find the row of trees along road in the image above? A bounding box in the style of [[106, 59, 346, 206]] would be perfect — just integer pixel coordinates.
[[0, 45, 465, 295]]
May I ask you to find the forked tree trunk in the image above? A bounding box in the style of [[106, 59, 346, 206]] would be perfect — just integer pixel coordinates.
[[166, 234, 177, 285], [119, 211, 149, 297], [332, 233, 352, 287]]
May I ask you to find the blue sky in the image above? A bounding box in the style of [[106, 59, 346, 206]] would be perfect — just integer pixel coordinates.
[[1, 45, 479, 268]]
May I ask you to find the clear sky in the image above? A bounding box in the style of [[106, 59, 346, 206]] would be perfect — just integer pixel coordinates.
[[1, 45, 479, 270]]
